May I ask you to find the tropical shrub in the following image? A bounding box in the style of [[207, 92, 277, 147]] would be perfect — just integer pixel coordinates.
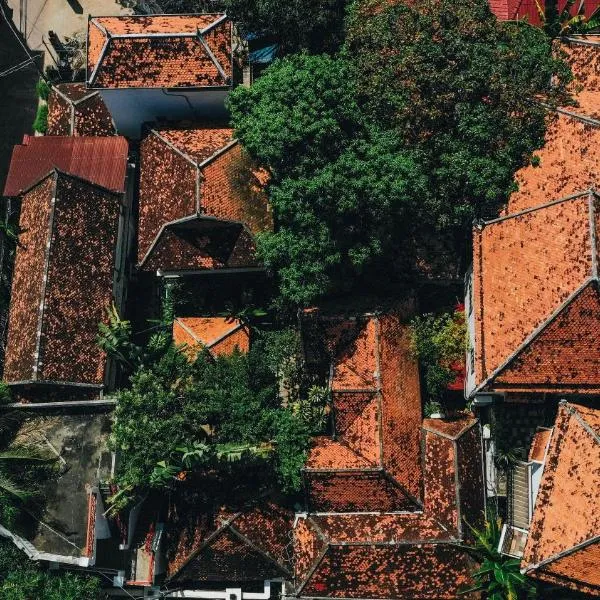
[[32, 103, 48, 134], [36, 79, 51, 101], [410, 309, 466, 402]]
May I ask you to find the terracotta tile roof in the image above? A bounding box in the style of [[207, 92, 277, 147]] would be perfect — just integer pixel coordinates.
[[3, 170, 122, 390], [528, 428, 552, 462], [138, 125, 271, 272], [3, 135, 128, 197], [522, 402, 600, 595], [47, 83, 116, 137], [472, 193, 600, 393], [303, 315, 424, 512], [87, 14, 232, 89], [295, 412, 484, 599], [505, 40, 600, 215], [166, 498, 293, 584], [172, 317, 250, 359]]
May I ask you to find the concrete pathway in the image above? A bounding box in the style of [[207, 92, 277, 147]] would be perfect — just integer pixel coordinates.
[[7, 0, 132, 68]]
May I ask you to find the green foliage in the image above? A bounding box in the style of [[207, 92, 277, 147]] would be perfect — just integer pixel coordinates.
[[110, 328, 319, 502], [0, 540, 28, 583], [272, 409, 312, 494], [32, 103, 48, 134], [540, 0, 600, 37], [410, 310, 466, 402], [229, 0, 571, 306], [225, 0, 347, 54], [97, 304, 170, 374], [461, 514, 537, 599], [0, 569, 103, 600], [36, 79, 51, 101], [0, 382, 11, 406]]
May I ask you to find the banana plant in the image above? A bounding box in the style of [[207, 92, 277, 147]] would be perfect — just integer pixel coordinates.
[[536, 0, 600, 36], [458, 513, 537, 599]]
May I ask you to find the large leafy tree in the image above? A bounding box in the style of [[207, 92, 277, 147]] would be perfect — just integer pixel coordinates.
[[228, 0, 571, 306]]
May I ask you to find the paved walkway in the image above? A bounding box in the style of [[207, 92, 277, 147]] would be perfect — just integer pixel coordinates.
[[7, 0, 131, 68]]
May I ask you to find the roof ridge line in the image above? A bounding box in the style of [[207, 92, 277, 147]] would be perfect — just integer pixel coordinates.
[[296, 544, 330, 596], [138, 214, 199, 267], [196, 138, 238, 170], [199, 13, 229, 35], [195, 28, 229, 84], [553, 106, 600, 128], [165, 511, 242, 581], [228, 523, 293, 577], [483, 189, 592, 228], [564, 402, 600, 444], [87, 34, 111, 87], [473, 279, 594, 395], [54, 167, 124, 196], [32, 172, 59, 381], [16, 168, 57, 197], [173, 317, 202, 344], [523, 535, 600, 574], [150, 129, 198, 167], [422, 418, 479, 441]]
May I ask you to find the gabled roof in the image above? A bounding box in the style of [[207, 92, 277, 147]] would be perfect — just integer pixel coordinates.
[[3, 170, 122, 391], [47, 83, 116, 137], [303, 315, 424, 512], [138, 124, 271, 272], [86, 14, 232, 89], [166, 498, 293, 584], [173, 317, 250, 358], [522, 402, 600, 596], [472, 192, 600, 394], [3, 135, 128, 197]]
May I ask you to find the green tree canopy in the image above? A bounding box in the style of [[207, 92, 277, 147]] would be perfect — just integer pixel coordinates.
[[228, 0, 571, 307]]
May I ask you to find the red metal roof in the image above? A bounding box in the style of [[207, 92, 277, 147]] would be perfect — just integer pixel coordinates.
[[3, 136, 128, 196]]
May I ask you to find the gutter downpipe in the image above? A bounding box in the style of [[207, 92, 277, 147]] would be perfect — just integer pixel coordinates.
[[166, 580, 277, 599]]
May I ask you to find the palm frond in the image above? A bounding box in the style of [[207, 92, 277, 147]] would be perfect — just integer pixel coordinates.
[[0, 473, 31, 502]]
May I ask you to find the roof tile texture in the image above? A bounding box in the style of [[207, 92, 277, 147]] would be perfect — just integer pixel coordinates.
[[492, 282, 600, 391], [506, 114, 600, 214], [4, 173, 121, 386], [87, 15, 231, 89], [172, 317, 249, 358], [3, 136, 128, 197], [47, 84, 115, 137], [302, 544, 475, 599], [473, 194, 595, 387], [3, 175, 54, 382], [523, 403, 600, 593]]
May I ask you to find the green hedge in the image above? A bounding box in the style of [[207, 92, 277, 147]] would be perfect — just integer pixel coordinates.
[[32, 103, 48, 134]]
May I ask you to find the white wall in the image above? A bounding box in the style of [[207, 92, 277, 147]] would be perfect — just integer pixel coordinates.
[[100, 89, 230, 139]]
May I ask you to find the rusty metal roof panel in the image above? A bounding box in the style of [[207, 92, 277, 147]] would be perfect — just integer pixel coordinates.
[[3, 136, 128, 196]]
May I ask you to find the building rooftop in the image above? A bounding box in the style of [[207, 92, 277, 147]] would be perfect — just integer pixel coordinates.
[[296, 311, 484, 599], [3, 135, 128, 197], [47, 83, 116, 137], [138, 125, 271, 273], [3, 168, 123, 397], [522, 402, 600, 596], [87, 14, 232, 89], [472, 192, 600, 394], [165, 495, 293, 585], [172, 317, 250, 358]]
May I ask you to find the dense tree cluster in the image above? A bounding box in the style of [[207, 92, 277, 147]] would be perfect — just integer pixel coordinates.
[[228, 0, 571, 306], [109, 328, 325, 506]]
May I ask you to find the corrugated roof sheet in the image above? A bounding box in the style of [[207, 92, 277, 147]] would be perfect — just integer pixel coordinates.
[[3, 136, 128, 196]]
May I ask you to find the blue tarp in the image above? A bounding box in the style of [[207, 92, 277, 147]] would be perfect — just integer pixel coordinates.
[[249, 44, 279, 64]]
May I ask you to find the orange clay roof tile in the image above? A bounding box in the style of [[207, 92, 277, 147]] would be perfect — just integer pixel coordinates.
[[528, 428, 552, 462], [3, 171, 122, 390], [47, 84, 116, 137], [522, 402, 600, 595], [173, 317, 250, 360], [87, 15, 231, 89], [472, 193, 599, 392], [138, 126, 271, 271]]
